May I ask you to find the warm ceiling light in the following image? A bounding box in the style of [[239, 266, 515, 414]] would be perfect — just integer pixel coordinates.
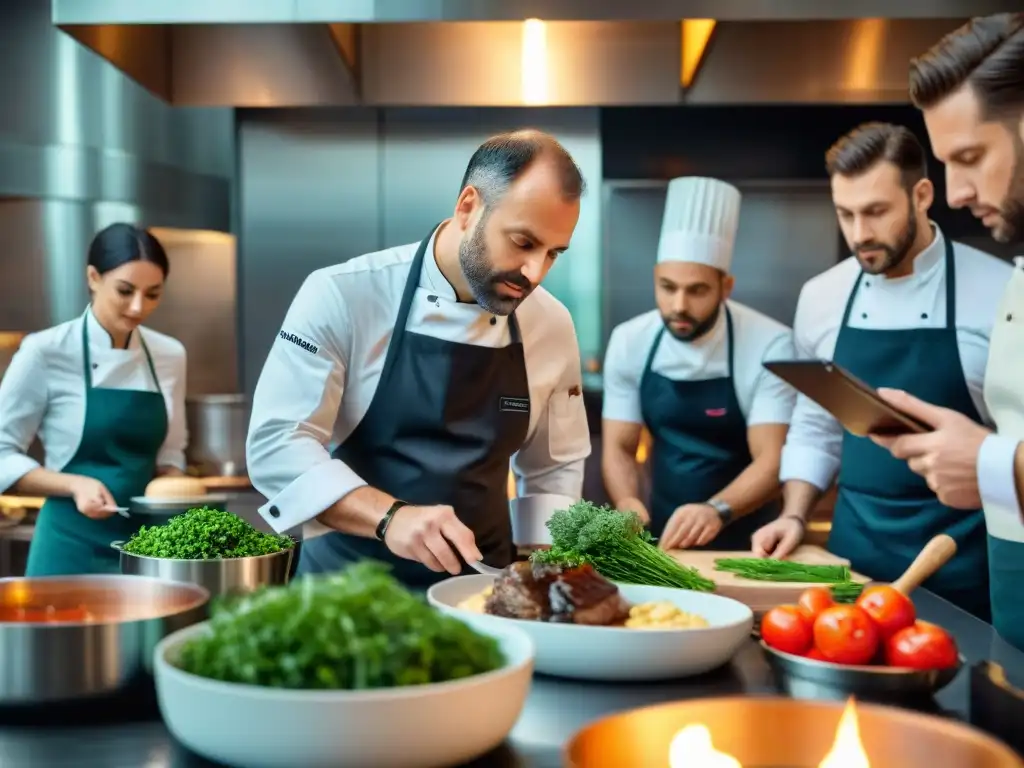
[[680, 19, 716, 88], [521, 18, 548, 105]]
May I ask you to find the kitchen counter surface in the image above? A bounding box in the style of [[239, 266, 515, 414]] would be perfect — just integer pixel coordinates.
[[0, 589, 1021, 767]]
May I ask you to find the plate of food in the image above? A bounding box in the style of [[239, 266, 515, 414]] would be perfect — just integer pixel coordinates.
[[130, 476, 228, 516], [155, 562, 535, 768]]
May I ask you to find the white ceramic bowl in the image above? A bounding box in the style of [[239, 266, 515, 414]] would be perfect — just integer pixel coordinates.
[[154, 613, 535, 768], [428, 574, 754, 682]]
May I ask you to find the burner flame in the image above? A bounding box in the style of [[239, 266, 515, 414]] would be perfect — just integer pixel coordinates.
[[818, 698, 870, 768]]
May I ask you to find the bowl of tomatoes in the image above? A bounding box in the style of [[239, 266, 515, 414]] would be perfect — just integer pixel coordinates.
[[759, 585, 964, 700]]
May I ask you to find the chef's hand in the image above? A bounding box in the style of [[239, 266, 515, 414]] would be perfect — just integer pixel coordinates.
[[659, 504, 721, 551], [751, 517, 804, 559], [870, 388, 990, 510], [384, 504, 482, 575], [69, 476, 119, 519], [616, 497, 651, 526]]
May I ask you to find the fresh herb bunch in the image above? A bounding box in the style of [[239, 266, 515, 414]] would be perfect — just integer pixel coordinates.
[[176, 561, 506, 690], [531, 500, 716, 592], [123, 507, 294, 560], [713, 558, 864, 602]]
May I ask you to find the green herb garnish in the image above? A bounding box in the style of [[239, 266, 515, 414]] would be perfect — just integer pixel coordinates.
[[530, 500, 716, 592], [713, 558, 864, 602], [123, 506, 294, 560], [176, 561, 505, 690]]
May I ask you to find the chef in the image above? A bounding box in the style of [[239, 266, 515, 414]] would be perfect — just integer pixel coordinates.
[[601, 177, 796, 551], [0, 223, 188, 576], [752, 122, 1013, 620], [871, 14, 1024, 650], [246, 130, 591, 587]]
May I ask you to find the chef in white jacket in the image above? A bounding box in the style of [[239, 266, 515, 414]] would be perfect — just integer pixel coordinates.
[[602, 177, 795, 551], [870, 14, 1024, 651], [752, 122, 1012, 620], [246, 130, 591, 588]]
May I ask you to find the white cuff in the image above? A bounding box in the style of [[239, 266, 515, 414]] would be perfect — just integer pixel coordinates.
[[0, 454, 41, 495], [978, 434, 1024, 543], [257, 459, 367, 533], [779, 444, 837, 492]]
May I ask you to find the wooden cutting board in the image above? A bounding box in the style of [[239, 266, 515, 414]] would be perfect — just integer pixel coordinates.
[[669, 545, 871, 614]]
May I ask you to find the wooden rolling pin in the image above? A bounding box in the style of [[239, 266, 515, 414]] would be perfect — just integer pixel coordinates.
[[892, 533, 958, 595]]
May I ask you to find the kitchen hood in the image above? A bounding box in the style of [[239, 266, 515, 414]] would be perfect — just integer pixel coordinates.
[[54, 12, 996, 107]]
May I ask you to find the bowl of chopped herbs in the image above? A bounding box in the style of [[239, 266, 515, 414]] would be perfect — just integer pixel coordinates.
[[112, 507, 296, 597], [154, 562, 535, 768]]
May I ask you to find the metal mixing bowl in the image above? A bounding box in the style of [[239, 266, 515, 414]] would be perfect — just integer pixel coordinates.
[[564, 696, 1023, 768], [112, 541, 296, 597], [0, 575, 209, 704]]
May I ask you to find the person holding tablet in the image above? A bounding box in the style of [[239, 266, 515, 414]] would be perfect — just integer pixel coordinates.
[[871, 14, 1024, 650], [751, 123, 1012, 620]]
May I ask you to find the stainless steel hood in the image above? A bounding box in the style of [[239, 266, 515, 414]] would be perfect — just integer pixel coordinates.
[[56, 16, 980, 107]]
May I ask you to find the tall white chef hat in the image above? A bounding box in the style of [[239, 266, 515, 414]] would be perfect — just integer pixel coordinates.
[[656, 177, 742, 273]]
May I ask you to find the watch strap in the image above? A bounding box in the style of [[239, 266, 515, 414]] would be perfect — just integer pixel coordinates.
[[375, 500, 408, 542], [707, 499, 734, 525]]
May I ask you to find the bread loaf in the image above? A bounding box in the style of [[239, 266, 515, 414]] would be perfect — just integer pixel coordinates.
[[144, 476, 208, 500]]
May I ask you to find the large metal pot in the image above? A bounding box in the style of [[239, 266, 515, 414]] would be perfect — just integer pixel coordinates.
[[112, 542, 295, 598], [0, 574, 208, 704], [185, 394, 249, 477]]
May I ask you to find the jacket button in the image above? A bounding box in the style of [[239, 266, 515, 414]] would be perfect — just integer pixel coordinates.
[[268, 506, 281, 518]]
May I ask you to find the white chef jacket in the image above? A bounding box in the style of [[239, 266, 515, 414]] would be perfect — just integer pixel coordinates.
[[246, 229, 592, 533], [0, 308, 188, 493], [978, 255, 1024, 536], [780, 225, 1013, 491], [602, 300, 796, 427]]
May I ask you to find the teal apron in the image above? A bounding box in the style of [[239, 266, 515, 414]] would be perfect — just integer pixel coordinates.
[[639, 307, 779, 549], [829, 237, 991, 620], [25, 313, 169, 576]]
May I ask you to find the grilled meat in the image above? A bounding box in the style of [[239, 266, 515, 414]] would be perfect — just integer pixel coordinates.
[[484, 561, 630, 625]]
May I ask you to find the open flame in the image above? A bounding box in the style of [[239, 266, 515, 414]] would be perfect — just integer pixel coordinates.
[[667, 697, 871, 767]]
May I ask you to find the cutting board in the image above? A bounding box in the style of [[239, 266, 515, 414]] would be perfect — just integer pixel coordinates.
[[669, 545, 871, 614]]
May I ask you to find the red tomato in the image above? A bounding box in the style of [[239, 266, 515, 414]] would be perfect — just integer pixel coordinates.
[[761, 605, 814, 655], [805, 647, 828, 662], [813, 605, 879, 665], [885, 621, 959, 670], [856, 585, 916, 640], [797, 587, 835, 622]]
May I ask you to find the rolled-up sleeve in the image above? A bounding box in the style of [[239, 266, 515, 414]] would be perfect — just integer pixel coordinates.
[[749, 331, 797, 426], [978, 434, 1024, 541], [778, 290, 843, 490], [511, 317, 591, 499], [0, 337, 47, 493], [601, 324, 643, 424], [247, 274, 364, 532], [156, 345, 188, 471]]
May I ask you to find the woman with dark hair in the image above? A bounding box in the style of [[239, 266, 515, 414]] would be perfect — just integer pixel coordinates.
[[0, 223, 188, 575]]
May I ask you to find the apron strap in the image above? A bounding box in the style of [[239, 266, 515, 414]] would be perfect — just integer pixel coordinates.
[[839, 271, 866, 328], [80, 310, 162, 392], [137, 332, 161, 392], [642, 327, 665, 381], [724, 305, 736, 377], [941, 234, 957, 329]]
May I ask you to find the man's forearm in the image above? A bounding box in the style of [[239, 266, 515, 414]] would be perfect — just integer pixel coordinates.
[[712, 457, 781, 518], [602, 448, 643, 508], [317, 485, 396, 538], [778, 479, 824, 522]]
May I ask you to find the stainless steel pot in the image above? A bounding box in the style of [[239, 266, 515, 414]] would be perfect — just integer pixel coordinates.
[[185, 394, 249, 477], [112, 542, 295, 598], [0, 575, 208, 704]]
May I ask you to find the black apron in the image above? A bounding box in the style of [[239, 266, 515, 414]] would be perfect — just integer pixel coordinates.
[[639, 307, 779, 549], [297, 226, 532, 587], [829, 236, 991, 620]]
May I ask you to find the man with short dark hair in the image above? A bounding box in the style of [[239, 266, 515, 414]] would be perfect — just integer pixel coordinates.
[[752, 121, 1012, 619], [869, 13, 1024, 649], [246, 129, 592, 586]]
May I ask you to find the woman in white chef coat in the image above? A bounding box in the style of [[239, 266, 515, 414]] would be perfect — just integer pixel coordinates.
[[0, 223, 188, 576]]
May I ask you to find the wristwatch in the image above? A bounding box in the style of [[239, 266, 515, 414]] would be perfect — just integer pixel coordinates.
[[707, 499, 734, 526], [375, 500, 408, 542]]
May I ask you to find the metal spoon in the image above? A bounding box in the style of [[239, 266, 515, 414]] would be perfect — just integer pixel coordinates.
[[110, 507, 130, 518], [468, 560, 504, 577]]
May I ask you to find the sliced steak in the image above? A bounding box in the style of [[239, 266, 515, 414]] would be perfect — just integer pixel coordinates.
[[484, 561, 630, 626]]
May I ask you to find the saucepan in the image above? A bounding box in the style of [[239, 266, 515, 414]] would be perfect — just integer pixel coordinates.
[[509, 493, 575, 548]]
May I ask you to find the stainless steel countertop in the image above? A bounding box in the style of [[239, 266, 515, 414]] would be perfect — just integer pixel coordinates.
[[0, 589, 1020, 767]]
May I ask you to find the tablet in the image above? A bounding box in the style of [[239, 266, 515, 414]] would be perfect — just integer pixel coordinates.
[[763, 359, 930, 436]]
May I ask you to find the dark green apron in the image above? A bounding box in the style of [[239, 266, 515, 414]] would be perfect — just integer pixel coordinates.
[[25, 313, 168, 576], [639, 307, 779, 548], [829, 237, 991, 620]]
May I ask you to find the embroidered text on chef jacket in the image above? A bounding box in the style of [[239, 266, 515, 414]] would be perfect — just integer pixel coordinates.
[[247, 231, 592, 532], [0, 309, 188, 492], [780, 224, 1013, 491]]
